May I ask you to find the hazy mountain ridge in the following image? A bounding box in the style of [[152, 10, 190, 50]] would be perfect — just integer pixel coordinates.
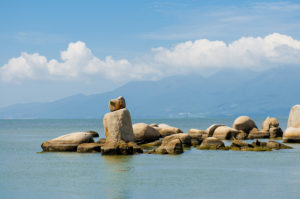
[[0, 67, 299, 119]]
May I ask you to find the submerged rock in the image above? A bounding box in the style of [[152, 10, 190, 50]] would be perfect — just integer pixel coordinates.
[[132, 123, 161, 144], [109, 96, 126, 112], [266, 141, 292, 150], [198, 137, 226, 150], [233, 116, 257, 134], [103, 108, 135, 143], [41, 131, 97, 152], [230, 139, 253, 150]]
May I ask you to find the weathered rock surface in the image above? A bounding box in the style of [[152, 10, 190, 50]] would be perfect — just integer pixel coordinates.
[[287, 105, 300, 128], [101, 141, 143, 155], [235, 131, 248, 140], [283, 127, 300, 143], [103, 108, 135, 143], [213, 126, 239, 140], [233, 116, 257, 134], [155, 138, 183, 154], [154, 124, 183, 137], [96, 138, 106, 144], [230, 139, 253, 150], [269, 127, 283, 138], [206, 124, 225, 137], [248, 128, 270, 139], [77, 143, 102, 153], [188, 129, 205, 145], [163, 133, 192, 147], [198, 137, 226, 150], [41, 132, 97, 152], [109, 96, 126, 112], [262, 117, 279, 130], [132, 123, 161, 144], [188, 128, 206, 138]]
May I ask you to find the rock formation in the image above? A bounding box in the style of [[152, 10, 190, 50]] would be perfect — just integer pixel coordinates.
[[283, 105, 300, 143], [41, 131, 98, 152], [233, 116, 257, 134], [109, 96, 126, 112]]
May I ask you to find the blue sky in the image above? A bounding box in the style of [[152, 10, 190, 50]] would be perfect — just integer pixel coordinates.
[[1, 0, 300, 107]]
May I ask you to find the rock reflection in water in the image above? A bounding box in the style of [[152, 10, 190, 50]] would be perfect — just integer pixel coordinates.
[[103, 155, 134, 199]]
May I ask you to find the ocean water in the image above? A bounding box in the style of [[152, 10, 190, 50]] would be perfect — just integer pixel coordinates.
[[1, 118, 300, 199]]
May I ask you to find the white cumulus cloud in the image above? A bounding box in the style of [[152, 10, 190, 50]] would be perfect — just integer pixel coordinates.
[[1, 33, 300, 83]]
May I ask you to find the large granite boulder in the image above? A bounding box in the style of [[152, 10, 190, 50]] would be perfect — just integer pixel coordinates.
[[155, 138, 183, 154], [132, 123, 161, 144], [213, 126, 239, 140], [109, 96, 126, 112], [154, 124, 183, 137], [198, 137, 226, 150], [233, 116, 257, 134], [101, 141, 143, 155], [41, 131, 97, 152], [206, 124, 225, 137], [77, 143, 102, 153], [283, 127, 300, 143], [287, 105, 300, 128], [103, 108, 135, 143]]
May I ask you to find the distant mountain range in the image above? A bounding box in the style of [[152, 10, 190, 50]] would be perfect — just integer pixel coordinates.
[[0, 66, 299, 119]]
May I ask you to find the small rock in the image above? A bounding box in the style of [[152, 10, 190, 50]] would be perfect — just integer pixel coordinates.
[[154, 124, 183, 137], [155, 138, 183, 154], [213, 126, 239, 140], [269, 127, 283, 138], [109, 96, 126, 112]]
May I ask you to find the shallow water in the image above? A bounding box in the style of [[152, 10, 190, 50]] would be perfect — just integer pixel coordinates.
[[1, 118, 300, 199]]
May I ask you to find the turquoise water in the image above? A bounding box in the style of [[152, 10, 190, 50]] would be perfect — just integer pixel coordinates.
[[1, 118, 300, 199]]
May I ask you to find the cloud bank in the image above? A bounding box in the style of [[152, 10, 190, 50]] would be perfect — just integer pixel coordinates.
[[1, 33, 300, 83]]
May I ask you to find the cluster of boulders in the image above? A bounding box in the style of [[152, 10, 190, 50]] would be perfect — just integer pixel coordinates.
[[41, 97, 298, 155]]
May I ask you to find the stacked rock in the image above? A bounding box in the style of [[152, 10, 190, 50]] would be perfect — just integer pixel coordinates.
[[283, 105, 300, 143], [101, 96, 143, 155]]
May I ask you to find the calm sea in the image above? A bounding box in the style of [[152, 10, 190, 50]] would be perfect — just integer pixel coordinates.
[[1, 118, 300, 199]]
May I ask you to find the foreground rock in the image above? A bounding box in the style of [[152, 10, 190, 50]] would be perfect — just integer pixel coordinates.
[[230, 140, 291, 151], [233, 116, 257, 134], [154, 138, 183, 154], [213, 126, 239, 140], [266, 141, 292, 150], [101, 141, 143, 155], [103, 108, 135, 143], [109, 96, 126, 112], [154, 124, 183, 137], [132, 123, 161, 144], [198, 137, 226, 150], [41, 131, 98, 152], [77, 143, 102, 153]]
